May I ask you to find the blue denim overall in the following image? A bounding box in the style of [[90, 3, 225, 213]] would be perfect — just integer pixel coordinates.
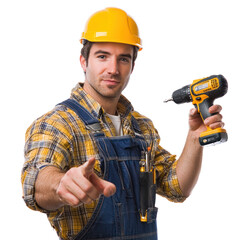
[[60, 99, 158, 240]]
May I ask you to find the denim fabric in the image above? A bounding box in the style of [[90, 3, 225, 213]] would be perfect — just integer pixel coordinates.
[[60, 99, 157, 240]]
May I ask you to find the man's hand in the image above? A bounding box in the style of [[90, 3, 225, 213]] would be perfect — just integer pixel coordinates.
[[56, 157, 116, 207], [176, 104, 225, 197], [188, 104, 224, 137]]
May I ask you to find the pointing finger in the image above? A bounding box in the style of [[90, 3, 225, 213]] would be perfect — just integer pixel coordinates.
[[81, 157, 96, 178], [89, 173, 116, 197]]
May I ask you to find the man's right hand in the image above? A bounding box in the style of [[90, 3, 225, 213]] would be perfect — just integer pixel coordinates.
[[56, 157, 116, 207]]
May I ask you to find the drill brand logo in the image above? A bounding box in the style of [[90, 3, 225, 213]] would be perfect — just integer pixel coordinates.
[[194, 82, 211, 94], [194, 78, 219, 95], [194, 82, 209, 92], [202, 78, 219, 93], [203, 88, 212, 93]]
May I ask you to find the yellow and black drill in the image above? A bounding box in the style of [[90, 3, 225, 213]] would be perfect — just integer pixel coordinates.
[[164, 75, 228, 146]]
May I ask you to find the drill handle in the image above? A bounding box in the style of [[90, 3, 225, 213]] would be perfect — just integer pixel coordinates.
[[196, 98, 214, 121], [196, 96, 227, 145]]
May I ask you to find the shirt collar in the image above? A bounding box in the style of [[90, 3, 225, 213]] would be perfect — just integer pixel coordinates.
[[70, 83, 134, 119]]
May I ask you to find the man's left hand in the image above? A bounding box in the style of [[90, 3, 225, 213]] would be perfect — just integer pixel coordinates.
[[189, 104, 224, 137]]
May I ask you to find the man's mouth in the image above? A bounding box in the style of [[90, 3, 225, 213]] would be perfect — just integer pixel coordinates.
[[102, 79, 120, 86]]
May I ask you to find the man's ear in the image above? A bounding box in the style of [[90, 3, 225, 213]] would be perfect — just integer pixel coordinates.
[[80, 55, 87, 72]]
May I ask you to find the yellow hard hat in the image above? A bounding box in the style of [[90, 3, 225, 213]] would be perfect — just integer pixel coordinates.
[[80, 7, 142, 51]]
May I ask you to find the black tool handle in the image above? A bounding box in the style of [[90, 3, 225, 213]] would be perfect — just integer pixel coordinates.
[[140, 171, 154, 218], [197, 98, 214, 120]]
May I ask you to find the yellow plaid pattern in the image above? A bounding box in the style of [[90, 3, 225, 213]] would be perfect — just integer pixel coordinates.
[[21, 83, 185, 240]]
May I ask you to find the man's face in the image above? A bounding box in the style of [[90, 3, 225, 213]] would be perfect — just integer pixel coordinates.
[[80, 42, 134, 101]]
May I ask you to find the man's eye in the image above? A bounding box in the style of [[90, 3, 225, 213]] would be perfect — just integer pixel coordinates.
[[97, 55, 106, 59], [120, 58, 129, 63]]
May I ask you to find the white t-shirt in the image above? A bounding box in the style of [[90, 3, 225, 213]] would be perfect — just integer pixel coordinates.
[[106, 113, 123, 136]]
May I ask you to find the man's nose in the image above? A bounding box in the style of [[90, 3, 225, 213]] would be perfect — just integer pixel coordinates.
[[107, 58, 119, 75]]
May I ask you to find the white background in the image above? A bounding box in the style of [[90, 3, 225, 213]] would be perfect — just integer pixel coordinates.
[[1, 0, 239, 239]]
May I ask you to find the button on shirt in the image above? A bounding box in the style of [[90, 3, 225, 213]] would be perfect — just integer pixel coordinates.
[[21, 83, 186, 240]]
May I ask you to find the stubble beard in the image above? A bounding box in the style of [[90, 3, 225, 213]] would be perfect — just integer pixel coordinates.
[[91, 81, 122, 100]]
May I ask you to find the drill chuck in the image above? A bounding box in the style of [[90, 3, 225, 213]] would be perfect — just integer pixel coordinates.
[[172, 85, 192, 104]]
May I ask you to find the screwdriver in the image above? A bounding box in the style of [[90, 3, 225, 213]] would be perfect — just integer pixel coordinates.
[[139, 147, 156, 222]]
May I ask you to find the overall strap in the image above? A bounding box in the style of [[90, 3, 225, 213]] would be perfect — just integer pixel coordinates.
[[131, 115, 143, 137], [57, 98, 102, 133], [58, 98, 144, 138]]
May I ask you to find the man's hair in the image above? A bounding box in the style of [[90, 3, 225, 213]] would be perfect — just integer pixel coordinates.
[[81, 40, 139, 67]]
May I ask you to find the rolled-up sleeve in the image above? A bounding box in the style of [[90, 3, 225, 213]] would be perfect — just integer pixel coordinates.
[[21, 119, 72, 212], [154, 146, 186, 203]]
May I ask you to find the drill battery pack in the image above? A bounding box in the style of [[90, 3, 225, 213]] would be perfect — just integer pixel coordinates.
[[199, 128, 228, 146]]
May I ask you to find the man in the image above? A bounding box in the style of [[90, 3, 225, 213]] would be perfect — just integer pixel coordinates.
[[21, 7, 224, 240]]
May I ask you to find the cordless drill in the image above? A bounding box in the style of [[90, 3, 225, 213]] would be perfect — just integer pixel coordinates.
[[164, 75, 228, 146]]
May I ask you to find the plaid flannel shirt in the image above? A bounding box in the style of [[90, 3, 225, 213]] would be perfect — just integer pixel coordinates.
[[21, 83, 185, 240]]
